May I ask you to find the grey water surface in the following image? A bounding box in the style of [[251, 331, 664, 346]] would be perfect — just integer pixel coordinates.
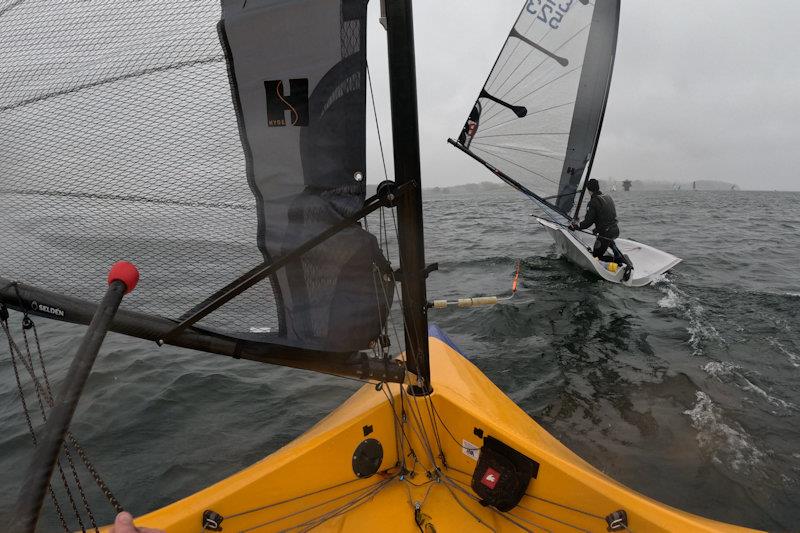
[[1, 189, 799, 531]]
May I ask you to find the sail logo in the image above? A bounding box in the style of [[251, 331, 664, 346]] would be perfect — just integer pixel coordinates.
[[30, 300, 65, 317], [265, 79, 309, 127]]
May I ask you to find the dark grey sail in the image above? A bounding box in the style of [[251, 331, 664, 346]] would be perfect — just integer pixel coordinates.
[[217, 0, 393, 351], [0, 0, 392, 353], [452, 0, 621, 219]]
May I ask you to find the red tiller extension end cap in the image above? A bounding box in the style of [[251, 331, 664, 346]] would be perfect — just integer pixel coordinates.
[[108, 261, 140, 294]]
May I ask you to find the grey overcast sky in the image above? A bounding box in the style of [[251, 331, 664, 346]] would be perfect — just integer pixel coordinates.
[[364, 1, 800, 191]]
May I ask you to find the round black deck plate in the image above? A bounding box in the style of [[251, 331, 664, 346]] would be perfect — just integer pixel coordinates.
[[352, 438, 383, 478]]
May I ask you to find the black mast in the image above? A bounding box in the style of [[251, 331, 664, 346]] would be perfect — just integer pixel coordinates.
[[572, 1, 622, 220], [384, 0, 430, 392]]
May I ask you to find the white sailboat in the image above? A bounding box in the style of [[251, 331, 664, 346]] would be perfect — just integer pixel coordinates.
[[449, 0, 680, 286]]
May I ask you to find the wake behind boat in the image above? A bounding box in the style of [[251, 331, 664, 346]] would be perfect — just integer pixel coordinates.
[[449, 0, 680, 285]]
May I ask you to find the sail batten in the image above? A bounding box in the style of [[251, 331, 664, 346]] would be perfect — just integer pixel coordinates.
[[454, 0, 621, 219]]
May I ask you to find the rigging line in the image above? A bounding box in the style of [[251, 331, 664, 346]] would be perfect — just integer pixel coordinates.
[[478, 100, 575, 134], [277, 484, 388, 533], [470, 142, 566, 163], [511, 504, 592, 533], [378, 212, 439, 470], [0, 55, 224, 113], [396, 353, 439, 468], [486, 22, 590, 115], [523, 494, 605, 521], [370, 264, 389, 352], [401, 480, 436, 533], [367, 64, 390, 181], [422, 394, 445, 465], [427, 396, 484, 453], [378, 265, 404, 367], [470, 145, 561, 186], [382, 207, 392, 264], [225, 477, 384, 521], [440, 479, 498, 532], [381, 383, 412, 471], [400, 387, 439, 467], [448, 465, 609, 526], [442, 476, 546, 533], [282, 478, 394, 533], [238, 477, 395, 532], [385, 217, 441, 468], [371, 269, 413, 470], [444, 473, 592, 533]]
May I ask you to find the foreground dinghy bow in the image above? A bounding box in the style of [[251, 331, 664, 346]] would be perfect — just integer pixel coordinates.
[[0, 0, 756, 531], [449, 0, 681, 285]]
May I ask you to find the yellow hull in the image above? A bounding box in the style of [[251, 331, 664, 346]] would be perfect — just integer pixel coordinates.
[[129, 336, 760, 532]]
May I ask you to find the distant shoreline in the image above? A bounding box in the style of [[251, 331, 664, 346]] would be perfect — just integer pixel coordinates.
[[412, 181, 797, 193]]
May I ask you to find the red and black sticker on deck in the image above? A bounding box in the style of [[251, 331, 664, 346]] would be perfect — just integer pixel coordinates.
[[471, 436, 539, 512]]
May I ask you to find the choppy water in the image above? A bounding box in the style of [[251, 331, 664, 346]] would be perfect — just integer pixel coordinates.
[[1, 189, 799, 531]]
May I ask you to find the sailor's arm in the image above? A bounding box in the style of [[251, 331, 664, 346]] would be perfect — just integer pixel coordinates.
[[577, 200, 597, 230]]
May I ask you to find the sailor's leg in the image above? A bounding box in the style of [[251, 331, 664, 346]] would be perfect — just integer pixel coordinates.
[[610, 241, 625, 264], [593, 238, 613, 262]]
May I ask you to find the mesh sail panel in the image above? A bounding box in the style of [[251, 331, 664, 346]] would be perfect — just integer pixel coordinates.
[[0, 0, 389, 350], [456, 0, 620, 216]]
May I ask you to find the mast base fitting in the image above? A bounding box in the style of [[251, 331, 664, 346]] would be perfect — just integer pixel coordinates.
[[407, 383, 433, 396]]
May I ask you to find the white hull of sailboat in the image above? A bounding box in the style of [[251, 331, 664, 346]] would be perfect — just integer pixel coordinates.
[[536, 218, 681, 287]]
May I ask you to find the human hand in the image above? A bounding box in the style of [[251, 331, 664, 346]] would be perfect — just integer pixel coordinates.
[[110, 512, 165, 533]]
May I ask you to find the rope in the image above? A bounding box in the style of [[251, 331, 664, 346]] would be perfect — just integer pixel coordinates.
[[367, 63, 390, 182], [235, 477, 396, 532], [383, 211, 446, 476]]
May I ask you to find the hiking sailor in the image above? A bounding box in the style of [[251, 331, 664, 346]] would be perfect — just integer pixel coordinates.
[[568, 178, 633, 280]]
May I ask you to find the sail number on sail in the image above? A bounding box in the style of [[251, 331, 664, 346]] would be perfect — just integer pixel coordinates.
[[527, 0, 582, 29]]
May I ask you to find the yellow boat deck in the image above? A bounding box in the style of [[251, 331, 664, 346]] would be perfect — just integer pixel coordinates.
[[131, 336, 761, 532]]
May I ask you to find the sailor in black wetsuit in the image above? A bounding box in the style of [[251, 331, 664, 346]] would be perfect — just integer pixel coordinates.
[[569, 179, 633, 280]]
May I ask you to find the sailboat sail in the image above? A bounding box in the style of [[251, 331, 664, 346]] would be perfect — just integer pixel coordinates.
[[454, 0, 621, 218], [0, 0, 391, 352]]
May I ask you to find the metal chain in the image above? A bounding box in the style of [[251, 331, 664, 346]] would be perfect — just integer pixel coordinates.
[[2, 307, 122, 531], [27, 318, 122, 515], [18, 319, 94, 532], [2, 314, 71, 532]]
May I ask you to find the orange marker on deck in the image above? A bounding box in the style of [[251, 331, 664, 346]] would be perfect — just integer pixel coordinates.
[[511, 259, 521, 295]]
